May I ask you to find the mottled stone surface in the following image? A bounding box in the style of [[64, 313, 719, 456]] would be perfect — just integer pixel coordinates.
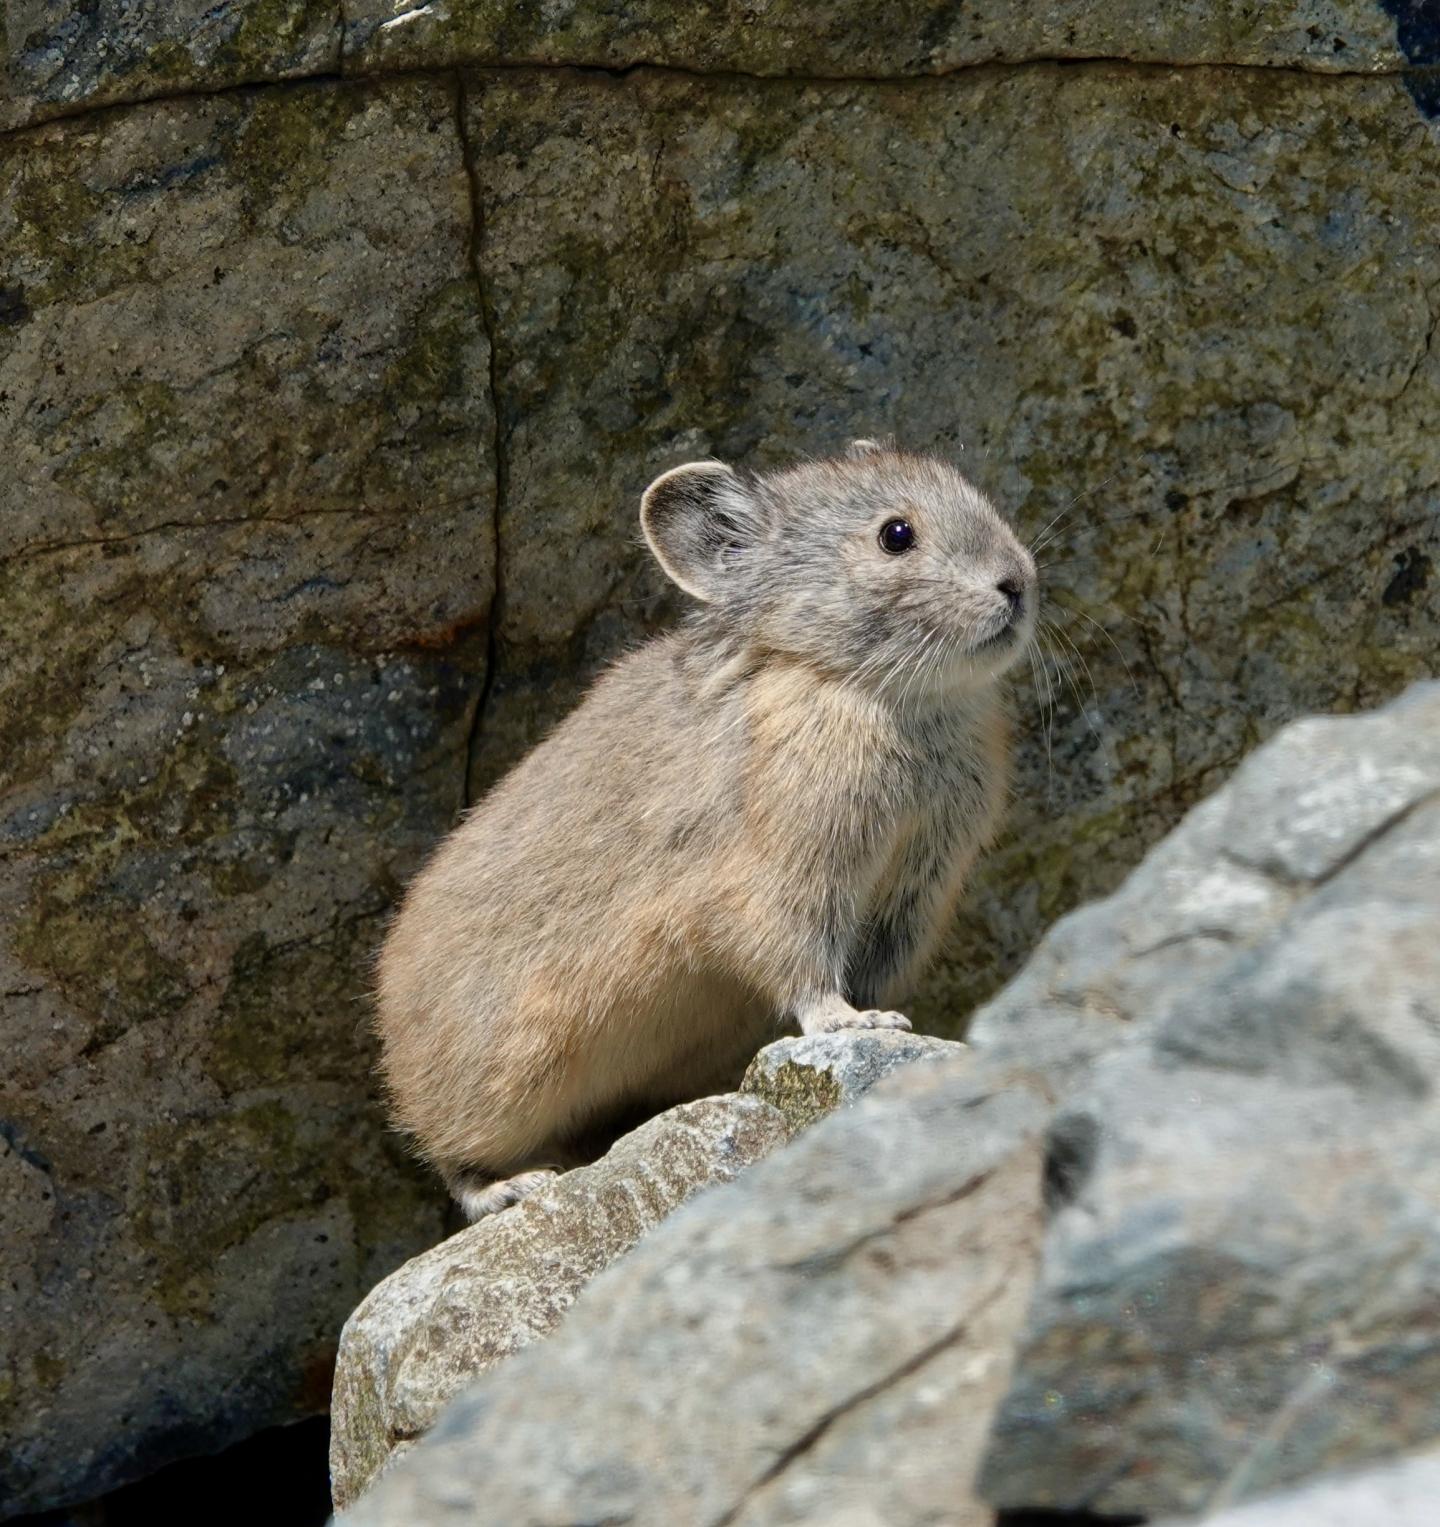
[[977, 684, 1440, 1517], [3, 0, 1414, 136], [0, 1, 341, 132], [741, 1029, 962, 1131], [463, 62, 1440, 1036], [0, 77, 493, 1515], [330, 1030, 960, 1510], [344, 1, 1408, 85], [344, 1059, 1047, 1527], [329, 1094, 789, 1511]]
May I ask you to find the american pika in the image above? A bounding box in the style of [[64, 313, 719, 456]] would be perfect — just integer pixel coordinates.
[[377, 441, 1037, 1218]]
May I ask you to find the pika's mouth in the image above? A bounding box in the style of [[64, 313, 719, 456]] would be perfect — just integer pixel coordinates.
[[973, 622, 1019, 654]]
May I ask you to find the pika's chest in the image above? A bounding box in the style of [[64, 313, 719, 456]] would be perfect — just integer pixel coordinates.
[[890, 711, 997, 826]]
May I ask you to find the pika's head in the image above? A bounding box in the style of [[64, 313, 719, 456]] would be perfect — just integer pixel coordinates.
[[641, 440, 1037, 699]]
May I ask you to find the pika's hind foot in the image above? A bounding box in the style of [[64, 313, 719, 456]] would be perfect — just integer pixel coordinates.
[[451, 1168, 560, 1222], [794, 993, 913, 1035]]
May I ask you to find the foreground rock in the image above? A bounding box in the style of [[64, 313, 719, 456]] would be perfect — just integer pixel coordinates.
[[977, 682, 1440, 1516], [329, 1095, 789, 1510], [343, 1058, 1047, 1527], [337, 683, 1440, 1524], [1154, 1449, 1440, 1527], [329, 1030, 962, 1508]]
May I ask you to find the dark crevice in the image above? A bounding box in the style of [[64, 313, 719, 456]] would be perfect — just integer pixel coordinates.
[[774, 1163, 997, 1273], [3, 50, 1438, 147], [13, 1416, 331, 1527], [709, 1285, 1004, 1527], [12, 500, 424, 562], [1, 70, 348, 144], [1382, 1, 1440, 115], [1221, 783, 1440, 896], [452, 72, 506, 811], [1041, 1111, 1100, 1212]]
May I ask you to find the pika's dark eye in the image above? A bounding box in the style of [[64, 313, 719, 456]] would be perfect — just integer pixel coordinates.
[[878, 518, 915, 555]]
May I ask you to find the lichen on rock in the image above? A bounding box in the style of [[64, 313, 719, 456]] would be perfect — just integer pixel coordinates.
[[0, 74, 493, 1515], [741, 1030, 962, 1132]]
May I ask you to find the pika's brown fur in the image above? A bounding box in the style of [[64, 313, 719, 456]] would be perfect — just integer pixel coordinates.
[[376, 442, 1037, 1218]]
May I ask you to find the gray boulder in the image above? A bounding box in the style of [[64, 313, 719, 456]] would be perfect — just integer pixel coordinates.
[[328, 1094, 789, 1511], [329, 1031, 966, 1508], [342, 1056, 1048, 1527], [978, 682, 1440, 1517]]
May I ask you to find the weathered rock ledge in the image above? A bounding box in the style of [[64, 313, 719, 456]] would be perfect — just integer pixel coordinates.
[[329, 1028, 961, 1508], [333, 682, 1440, 1524]]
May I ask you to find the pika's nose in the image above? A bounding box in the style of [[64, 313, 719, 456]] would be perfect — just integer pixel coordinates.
[[997, 577, 1025, 616]]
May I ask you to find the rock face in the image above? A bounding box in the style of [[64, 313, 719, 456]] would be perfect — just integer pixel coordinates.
[[0, 1, 342, 132], [336, 683, 1440, 1524], [329, 1030, 965, 1510], [342, 1057, 1048, 1527], [329, 1094, 790, 1511], [977, 682, 1440, 1516], [4, 0, 1415, 135], [0, 77, 491, 1516], [341, 0, 1407, 85], [6, 5, 1440, 1517]]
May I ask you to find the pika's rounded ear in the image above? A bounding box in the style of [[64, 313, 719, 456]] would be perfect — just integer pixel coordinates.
[[640, 461, 762, 603], [847, 436, 893, 459]]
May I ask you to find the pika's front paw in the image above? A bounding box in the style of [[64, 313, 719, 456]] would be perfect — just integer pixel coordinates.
[[800, 1005, 913, 1034], [794, 992, 914, 1036], [847, 1009, 913, 1032]]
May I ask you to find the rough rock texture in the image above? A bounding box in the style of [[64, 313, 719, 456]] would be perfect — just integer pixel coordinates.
[[343, 1058, 1048, 1527], [0, 1, 342, 132], [0, 77, 492, 1516], [976, 682, 1440, 1516], [329, 1094, 790, 1511], [1154, 1449, 1440, 1527], [741, 1029, 961, 1130], [3, 2, 1418, 135], [330, 1030, 958, 1510], [462, 62, 1440, 1033], [343, 1, 1408, 84]]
